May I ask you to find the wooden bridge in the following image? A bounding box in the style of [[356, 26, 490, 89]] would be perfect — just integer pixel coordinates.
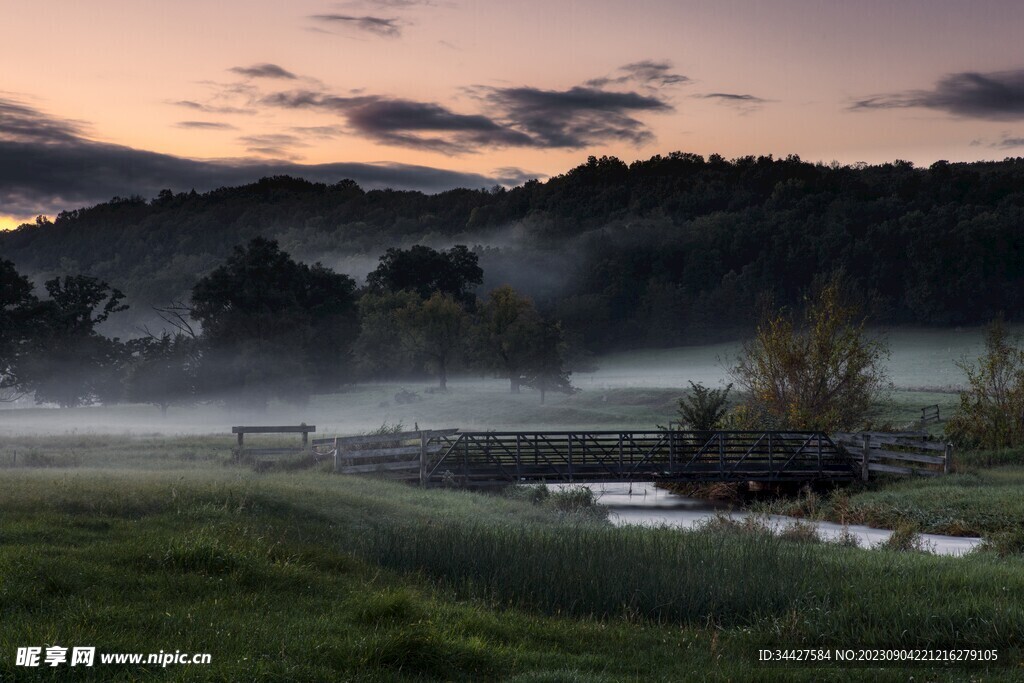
[[420, 430, 857, 487]]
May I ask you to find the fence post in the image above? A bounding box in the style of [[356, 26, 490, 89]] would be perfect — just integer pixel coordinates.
[[236, 431, 244, 461], [419, 431, 428, 487], [861, 433, 870, 482], [333, 437, 339, 473], [944, 442, 953, 475]]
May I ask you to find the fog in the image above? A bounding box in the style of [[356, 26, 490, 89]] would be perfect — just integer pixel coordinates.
[[0, 326, 997, 438]]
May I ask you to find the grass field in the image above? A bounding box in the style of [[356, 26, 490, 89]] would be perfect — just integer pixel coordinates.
[[1, 433, 1024, 681], [1, 331, 1022, 680]]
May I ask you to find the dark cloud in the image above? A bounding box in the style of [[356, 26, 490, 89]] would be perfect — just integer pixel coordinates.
[[484, 85, 671, 148], [620, 60, 690, 87], [288, 125, 346, 138], [851, 70, 1024, 120], [172, 100, 257, 115], [264, 83, 671, 152], [701, 93, 767, 103], [698, 93, 770, 112], [586, 60, 689, 89], [238, 133, 308, 158], [228, 63, 298, 80], [0, 98, 519, 219], [971, 133, 1024, 149], [309, 14, 402, 37], [491, 167, 542, 186], [263, 90, 532, 153], [0, 97, 87, 144], [176, 121, 237, 130]]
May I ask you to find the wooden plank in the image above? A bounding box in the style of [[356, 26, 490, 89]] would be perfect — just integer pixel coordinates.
[[244, 448, 305, 456], [232, 425, 315, 434], [332, 428, 459, 447], [333, 431, 423, 446], [868, 463, 939, 476], [337, 444, 443, 461], [870, 438, 946, 452], [338, 461, 422, 474], [833, 430, 928, 440], [868, 448, 945, 465], [835, 436, 946, 452]]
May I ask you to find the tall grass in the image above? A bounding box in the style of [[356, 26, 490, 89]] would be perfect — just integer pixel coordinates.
[[355, 520, 821, 626], [756, 468, 1024, 537], [350, 515, 1024, 648]]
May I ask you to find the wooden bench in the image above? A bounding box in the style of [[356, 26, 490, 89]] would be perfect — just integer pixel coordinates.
[[231, 425, 316, 461]]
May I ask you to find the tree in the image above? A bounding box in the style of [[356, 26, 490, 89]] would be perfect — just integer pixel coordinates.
[[396, 292, 467, 390], [474, 285, 539, 393], [23, 275, 129, 407], [0, 260, 40, 401], [520, 317, 576, 404], [353, 290, 423, 377], [366, 244, 483, 306], [190, 237, 358, 407], [730, 275, 888, 431], [946, 318, 1024, 450], [675, 382, 732, 431], [125, 332, 198, 416]]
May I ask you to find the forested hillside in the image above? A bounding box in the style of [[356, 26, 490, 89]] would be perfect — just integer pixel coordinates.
[[5, 152, 1024, 350]]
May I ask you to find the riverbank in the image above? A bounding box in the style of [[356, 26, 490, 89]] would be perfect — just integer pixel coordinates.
[[750, 464, 1024, 543], [584, 483, 983, 555]]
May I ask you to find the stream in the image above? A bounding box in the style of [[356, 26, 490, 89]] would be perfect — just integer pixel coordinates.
[[574, 482, 983, 556]]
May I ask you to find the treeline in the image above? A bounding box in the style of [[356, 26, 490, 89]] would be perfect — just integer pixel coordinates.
[[5, 153, 1024, 350], [0, 241, 575, 410]]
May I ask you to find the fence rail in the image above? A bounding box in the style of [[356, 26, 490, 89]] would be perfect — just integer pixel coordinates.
[[832, 431, 952, 479], [422, 430, 856, 487], [317, 429, 459, 479], [920, 404, 942, 424]]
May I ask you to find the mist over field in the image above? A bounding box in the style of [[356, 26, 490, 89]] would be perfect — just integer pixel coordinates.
[[0, 326, 992, 440]]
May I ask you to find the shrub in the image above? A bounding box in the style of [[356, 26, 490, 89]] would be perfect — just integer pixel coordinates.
[[946, 318, 1024, 450], [674, 381, 732, 431], [731, 274, 889, 431]]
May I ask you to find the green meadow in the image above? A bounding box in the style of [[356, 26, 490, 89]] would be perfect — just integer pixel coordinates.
[[2, 333, 1024, 680]]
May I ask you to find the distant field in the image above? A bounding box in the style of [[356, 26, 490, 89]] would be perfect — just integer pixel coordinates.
[[587, 326, 1002, 391], [0, 325, 999, 437]]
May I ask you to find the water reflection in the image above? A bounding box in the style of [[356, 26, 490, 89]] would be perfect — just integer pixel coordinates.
[[565, 482, 983, 557]]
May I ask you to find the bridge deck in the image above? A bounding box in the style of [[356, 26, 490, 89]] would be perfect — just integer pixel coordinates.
[[424, 430, 856, 486]]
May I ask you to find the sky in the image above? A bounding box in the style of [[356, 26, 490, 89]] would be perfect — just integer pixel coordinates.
[[3, 0, 1024, 230]]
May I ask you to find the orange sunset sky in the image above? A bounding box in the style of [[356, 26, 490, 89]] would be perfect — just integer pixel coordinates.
[[3, 0, 1024, 230]]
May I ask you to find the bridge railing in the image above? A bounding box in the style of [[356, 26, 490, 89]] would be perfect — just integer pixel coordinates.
[[423, 430, 855, 486]]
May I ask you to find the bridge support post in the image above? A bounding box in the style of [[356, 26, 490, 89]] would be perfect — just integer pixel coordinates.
[[515, 434, 522, 480], [568, 434, 574, 482], [718, 433, 724, 478], [668, 431, 675, 471], [944, 442, 952, 475], [861, 433, 870, 481]]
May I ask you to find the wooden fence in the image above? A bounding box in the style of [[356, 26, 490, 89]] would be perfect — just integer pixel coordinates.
[[920, 404, 941, 423], [312, 429, 459, 481], [832, 431, 952, 480]]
